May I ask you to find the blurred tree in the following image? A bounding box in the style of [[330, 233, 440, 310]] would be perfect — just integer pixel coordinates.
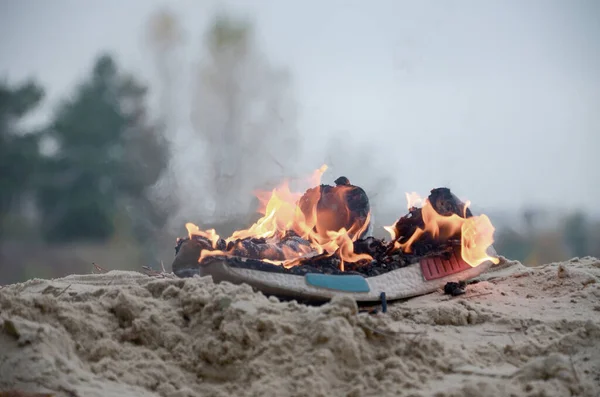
[[494, 228, 531, 263], [523, 208, 537, 234], [191, 12, 299, 227], [144, 8, 184, 239], [145, 7, 185, 127], [526, 230, 569, 265], [563, 212, 589, 257], [117, 71, 171, 263], [37, 54, 169, 247], [0, 80, 44, 238], [589, 220, 600, 258]]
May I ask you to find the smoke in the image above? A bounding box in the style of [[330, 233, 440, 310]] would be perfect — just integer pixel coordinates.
[[144, 8, 404, 241], [144, 8, 303, 237], [316, 132, 399, 236]]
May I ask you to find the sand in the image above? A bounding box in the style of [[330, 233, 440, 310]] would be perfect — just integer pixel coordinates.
[[1, 256, 599, 397]]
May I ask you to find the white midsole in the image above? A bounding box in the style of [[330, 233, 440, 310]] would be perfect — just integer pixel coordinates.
[[199, 258, 494, 302]]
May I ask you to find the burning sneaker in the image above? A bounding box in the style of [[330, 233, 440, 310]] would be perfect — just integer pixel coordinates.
[[171, 166, 499, 303]]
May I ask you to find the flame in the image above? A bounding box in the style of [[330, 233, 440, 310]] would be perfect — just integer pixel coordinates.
[[186, 167, 499, 272], [385, 193, 499, 267], [185, 223, 219, 247], [383, 192, 424, 244], [461, 214, 499, 267], [187, 164, 372, 269]]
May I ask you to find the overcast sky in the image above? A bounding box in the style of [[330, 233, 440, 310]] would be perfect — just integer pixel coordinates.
[[1, 0, 599, 218]]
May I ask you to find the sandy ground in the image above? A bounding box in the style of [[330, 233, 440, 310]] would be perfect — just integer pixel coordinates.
[[1, 256, 599, 397]]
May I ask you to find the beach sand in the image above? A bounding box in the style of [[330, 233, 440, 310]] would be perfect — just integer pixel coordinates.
[[1, 256, 599, 397]]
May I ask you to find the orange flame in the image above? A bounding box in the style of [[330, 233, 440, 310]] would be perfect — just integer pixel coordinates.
[[385, 193, 499, 267], [187, 168, 498, 271], [461, 214, 499, 267], [187, 165, 372, 269]]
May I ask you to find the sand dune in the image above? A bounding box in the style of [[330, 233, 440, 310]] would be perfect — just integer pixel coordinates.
[[1, 257, 599, 397]]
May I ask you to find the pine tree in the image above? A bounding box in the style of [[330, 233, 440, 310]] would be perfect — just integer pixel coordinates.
[[37, 54, 169, 244], [0, 80, 45, 238]]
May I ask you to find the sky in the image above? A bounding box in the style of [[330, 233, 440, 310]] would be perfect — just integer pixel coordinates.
[[1, 0, 599, 221]]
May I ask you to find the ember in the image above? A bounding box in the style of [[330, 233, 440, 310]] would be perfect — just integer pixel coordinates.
[[173, 166, 499, 278]]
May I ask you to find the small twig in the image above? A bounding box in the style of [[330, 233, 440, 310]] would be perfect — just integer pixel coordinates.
[[161, 261, 166, 273], [141, 266, 167, 278], [92, 263, 108, 274], [141, 266, 161, 276], [531, 263, 554, 270], [55, 284, 71, 297]]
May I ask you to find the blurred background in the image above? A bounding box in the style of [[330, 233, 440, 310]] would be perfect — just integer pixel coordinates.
[[1, 0, 599, 284]]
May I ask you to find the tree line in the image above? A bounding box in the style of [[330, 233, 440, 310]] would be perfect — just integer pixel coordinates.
[[1, 54, 169, 249]]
